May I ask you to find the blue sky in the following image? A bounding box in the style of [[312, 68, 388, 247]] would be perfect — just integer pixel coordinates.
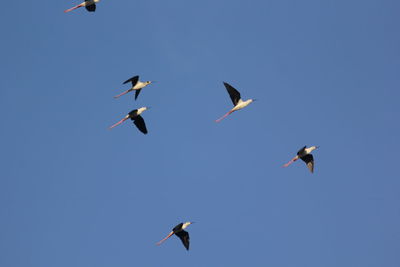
[[1, 0, 399, 266]]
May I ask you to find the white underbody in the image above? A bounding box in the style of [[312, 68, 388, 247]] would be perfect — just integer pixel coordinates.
[[232, 99, 253, 111], [83, 0, 99, 6], [304, 146, 317, 154], [137, 107, 147, 115], [297, 146, 317, 158], [132, 81, 149, 90], [182, 222, 192, 230]]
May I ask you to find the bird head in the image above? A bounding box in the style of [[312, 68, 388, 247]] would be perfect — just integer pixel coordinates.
[[137, 107, 149, 115], [145, 81, 153, 85], [310, 146, 319, 152], [182, 222, 193, 229]]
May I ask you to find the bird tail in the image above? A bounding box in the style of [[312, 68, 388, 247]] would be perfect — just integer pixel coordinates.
[[215, 110, 233, 123], [156, 231, 174, 246], [109, 117, 129, 129], [64, 3, 84, 13], [282, 156, 299, 168], [114, 89, 132, 99]]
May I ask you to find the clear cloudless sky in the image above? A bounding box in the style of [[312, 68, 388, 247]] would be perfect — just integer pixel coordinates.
[[1, 0, 399, 266]]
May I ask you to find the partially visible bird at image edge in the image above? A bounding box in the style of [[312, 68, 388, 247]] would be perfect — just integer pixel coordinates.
[[64, 0, 100, 13]]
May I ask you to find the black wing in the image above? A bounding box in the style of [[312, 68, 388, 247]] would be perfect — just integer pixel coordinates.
[[123, 75, 139, 86], [300, 154, 314, 173], [297, 146, 307, 156], [172, 223, 183, 232], [128, 109, 138, 118], [175, 230, 190, 250], [132, 115, 148, 134], [134, 89, 142, 100], [223, 82, 241, 106], [85, 3, 96, 12]]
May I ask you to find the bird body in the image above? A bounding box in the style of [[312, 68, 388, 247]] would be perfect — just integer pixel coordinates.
[[64, 0, 100, 13], [132, 81, 150, 90], [283, 145, 319, 173], [157, 222, 193, 250], [215, 82, 255, 122], [299, 146, 317, 157], [109, 107, 149, 134], [135, 107, 147, 116], [232, 99, 254, 111], [114, 75, 153, 100]]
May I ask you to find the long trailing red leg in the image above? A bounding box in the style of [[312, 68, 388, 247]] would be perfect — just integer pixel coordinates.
[[109, 117, 129, 129], [64, 3, 84, 13], [156, 231, 174, 245], [215, 110, 234, 123], [282, 156, 299, 168], [114, 89, 132, 98]]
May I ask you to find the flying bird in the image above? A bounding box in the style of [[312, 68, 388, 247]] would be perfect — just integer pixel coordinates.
[[109, 107, 149, 134], [114, 75, 153, 100], [64, 0, 100, 13], [156, 222, 193, 250], [215, 82, 255, 122], [283, 145, 319, 173]]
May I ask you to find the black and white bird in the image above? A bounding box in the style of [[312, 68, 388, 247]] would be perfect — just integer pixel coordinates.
[[114, 75, 153, 100], [64, 0, 100, 13], [156, 222, 193, 250], [108, 107, 149, 134], [283, 145, 319, 173], [215, 82, 255, 122]]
